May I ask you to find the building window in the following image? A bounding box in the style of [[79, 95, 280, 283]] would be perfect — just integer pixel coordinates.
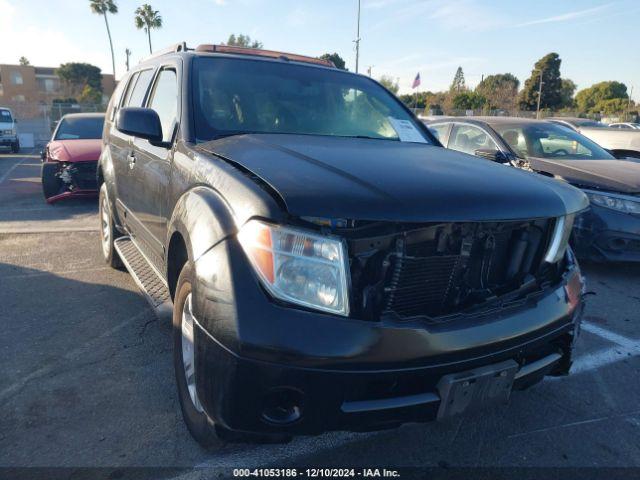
[[12, 94, 25, 102], [11, 71, 23, 85], [37, 77, 57, 93]]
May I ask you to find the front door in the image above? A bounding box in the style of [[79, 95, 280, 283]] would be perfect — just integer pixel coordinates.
[[111, 68, 156, 234], [127, 65, 180, 271]]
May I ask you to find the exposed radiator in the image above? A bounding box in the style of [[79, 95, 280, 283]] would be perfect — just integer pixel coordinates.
[[384, 254, 459, 318]]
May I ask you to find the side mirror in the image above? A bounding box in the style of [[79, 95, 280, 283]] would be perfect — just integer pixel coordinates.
[[474, 148, 510, 163], [116, 107, 163, 143], [13, 118, 18, 124]]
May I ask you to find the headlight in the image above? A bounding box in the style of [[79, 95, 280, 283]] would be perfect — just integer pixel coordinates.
[[586, 191, 640, 215], [2, 129, 12, 135], [238, 219, 350, 316], [545, 214, 575, 264]]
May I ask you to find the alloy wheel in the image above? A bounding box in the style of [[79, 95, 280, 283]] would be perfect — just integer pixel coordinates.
[[181, 293, 204, 413]]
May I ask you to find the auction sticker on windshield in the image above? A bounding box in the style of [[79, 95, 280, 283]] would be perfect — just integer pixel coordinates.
[[388, 117, 428, 143]]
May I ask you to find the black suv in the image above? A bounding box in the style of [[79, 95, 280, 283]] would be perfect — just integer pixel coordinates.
[[98, 43, 588, 445]]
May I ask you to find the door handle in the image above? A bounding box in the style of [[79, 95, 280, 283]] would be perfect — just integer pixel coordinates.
[[127, 153, 136, 170]]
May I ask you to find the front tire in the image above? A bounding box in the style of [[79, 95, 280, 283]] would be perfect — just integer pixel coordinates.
[[11, 139, 19, 154], [173, 262, 293, 446], [41, 162, 61, 200], [173, 262, 220, 447], [99, 183, 123, 269]]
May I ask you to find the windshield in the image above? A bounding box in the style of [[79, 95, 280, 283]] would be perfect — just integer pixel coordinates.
[[54, 116, 105, 140], [494, 122, 615, 160], [0, 109, 13, 123], [193, 57, 432, 143]]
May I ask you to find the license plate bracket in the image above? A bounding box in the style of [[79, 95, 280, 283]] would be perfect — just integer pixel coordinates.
[[436, 359, 518, 419]]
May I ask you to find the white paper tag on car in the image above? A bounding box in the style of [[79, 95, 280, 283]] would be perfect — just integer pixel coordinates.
[[388, 117, 428, 143]]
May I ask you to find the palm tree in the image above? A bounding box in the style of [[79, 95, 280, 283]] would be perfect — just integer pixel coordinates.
[[89, 0, 118, 78], [134, 4, 162, 54]]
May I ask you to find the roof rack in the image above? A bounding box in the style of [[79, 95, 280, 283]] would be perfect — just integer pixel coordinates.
[[194, 44, 335, 67], [141, 42, 189, 62]]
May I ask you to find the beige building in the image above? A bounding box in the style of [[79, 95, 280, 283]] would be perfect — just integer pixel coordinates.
[[0, 63, 115, 106]]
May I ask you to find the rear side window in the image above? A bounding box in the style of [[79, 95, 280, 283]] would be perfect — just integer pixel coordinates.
[[148, 69, 178, 142], [124, 69, 154, 107]]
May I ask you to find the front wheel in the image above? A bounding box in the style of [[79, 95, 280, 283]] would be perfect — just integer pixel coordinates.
[[11, 139, 19, 154], [173, 262, 221, 447], [41, 162, 61, 200], [173, 262, 293, 446], [99, 183, 123, 269]]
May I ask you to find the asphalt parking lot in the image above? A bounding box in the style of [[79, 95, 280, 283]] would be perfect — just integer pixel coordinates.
[[1, 151, 639, 476]]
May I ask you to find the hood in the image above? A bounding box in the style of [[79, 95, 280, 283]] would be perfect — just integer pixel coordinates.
[[48, 139, 102, 162], [0, 121, 14, 129], [527, 157, 640, 194], [198, 134, 588, 222]]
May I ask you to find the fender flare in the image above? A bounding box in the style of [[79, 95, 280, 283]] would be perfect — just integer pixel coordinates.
[[167, 186, 238, 265]]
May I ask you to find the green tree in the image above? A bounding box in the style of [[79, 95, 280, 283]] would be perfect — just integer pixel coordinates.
[[519, 53, 564, 111], [319, 53, 346, 70], [452, 91, 486, 110], [594, 98, 629, 115], [134, 4, 162, 54], [575, 81, 628, 113], [57, 63, 103, 99], [225, 34, 263, 49], [90, 0, 118, 77], [18, 56, 30, 66], [78, 85, 103, 104], [559, 78, 577, 109], [449, 66, 466, 94], [378, 75, 399, 95], [475, 73, 519, 111]]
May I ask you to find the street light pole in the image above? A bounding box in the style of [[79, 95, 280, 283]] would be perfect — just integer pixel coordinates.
[[354, 0, 361, 73], [536, 69, 544, 119]]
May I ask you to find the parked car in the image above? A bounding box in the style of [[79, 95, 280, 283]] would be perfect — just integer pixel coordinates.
[[0, 107, 20, 153], [41, 113, 105, 204], [426, 116, 640, 262], [545, 117, 606, 130], [609, 122, 640, 130], [547, 117, 640, 159], [99, 43, 587, 445]]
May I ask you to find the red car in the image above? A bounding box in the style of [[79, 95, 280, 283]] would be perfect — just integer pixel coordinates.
[[41, 113, 105, 204]]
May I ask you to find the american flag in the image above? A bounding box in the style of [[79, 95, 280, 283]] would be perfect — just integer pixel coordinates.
[[412, 72, 421, 89]]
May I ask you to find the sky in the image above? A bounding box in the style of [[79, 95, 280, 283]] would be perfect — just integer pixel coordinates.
[[1, 0, 638, 98]]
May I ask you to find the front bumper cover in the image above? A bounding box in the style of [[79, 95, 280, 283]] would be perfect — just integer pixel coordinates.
[[190, 238, 584, 435], [573, 204, 640, 262]]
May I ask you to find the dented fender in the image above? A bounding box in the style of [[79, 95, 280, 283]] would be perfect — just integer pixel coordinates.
[[167, 186, 237, 263]]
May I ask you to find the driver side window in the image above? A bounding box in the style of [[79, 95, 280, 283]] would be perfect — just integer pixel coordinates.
[[449, 124, 498, 155]]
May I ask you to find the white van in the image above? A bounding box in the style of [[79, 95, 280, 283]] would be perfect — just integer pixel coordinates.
[[0, 107, 19, 153]]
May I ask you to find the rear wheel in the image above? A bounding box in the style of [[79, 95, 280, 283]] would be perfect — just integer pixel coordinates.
[[99, 183, 123, 269], [41, 163, 61, 200]]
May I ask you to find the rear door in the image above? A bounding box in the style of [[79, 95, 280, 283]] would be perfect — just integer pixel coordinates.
[[127, 63, 180, 271]]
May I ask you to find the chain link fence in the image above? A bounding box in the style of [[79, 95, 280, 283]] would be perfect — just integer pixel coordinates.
[[4, 101, 105, 148]]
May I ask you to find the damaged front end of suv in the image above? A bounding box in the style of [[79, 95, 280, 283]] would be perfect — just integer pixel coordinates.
[[188, 134, 589, 437]]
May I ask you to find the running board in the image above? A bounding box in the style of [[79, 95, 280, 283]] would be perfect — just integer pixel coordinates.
[[114, 236, 172, 317]]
